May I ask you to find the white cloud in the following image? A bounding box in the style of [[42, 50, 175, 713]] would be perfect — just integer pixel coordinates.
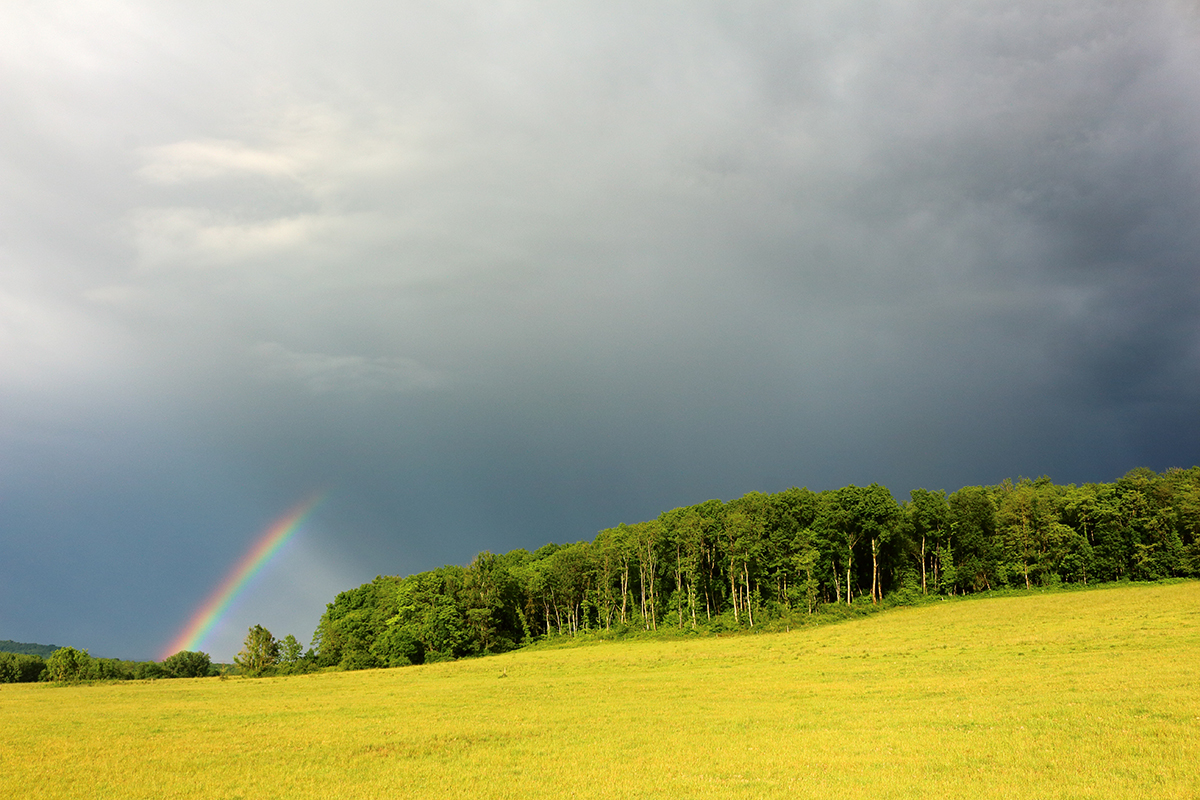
[[129, 207, 340, 268], [137, 139, 298, 183], [126, 102, 452, 276]]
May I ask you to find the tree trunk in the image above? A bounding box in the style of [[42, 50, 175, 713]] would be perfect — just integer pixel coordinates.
[[730, 558, 740, 622], [846, 558, 852, 606], [640, 563, 648, 629], [805, 565, 814, 614], [744, 562, 754, 627], [921, 534, 927, 595], [676, 546, 683, 629], [689, 580, 697, 629], [700, 546, 710, 623], [648, 564, 657, 631], [620, 564, 629, 624], [871, 536, 879, 604]]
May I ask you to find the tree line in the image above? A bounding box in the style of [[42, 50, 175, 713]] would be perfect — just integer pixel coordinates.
[[1, 627, 315, 683], [0, 623, 325, 683], [0, 647, 215, 683], [10, 466, 1196, 682], [311, 467, 1200, 670]]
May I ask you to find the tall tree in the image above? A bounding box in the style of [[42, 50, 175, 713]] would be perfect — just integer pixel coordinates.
[[463, 551, 521, 652], [592, 529, 622, 630], [814, 487, 875, 605], [949, 485, 999, 592], [792, 527, 821, 613], [279, 636, 304, 669], [766, 487, 819, 610], [721, 505, 754, 622], [675, 508, 712, 628], [909, 489, 949, 594], [235, 625, 281, 676], [851, 484, 901, 603], [632, 521, 662, 630]]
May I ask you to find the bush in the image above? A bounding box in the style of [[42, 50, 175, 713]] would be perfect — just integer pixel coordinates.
[[134, 661, 168, 680], [85, 658, 132, 681], [46, 647, 91, 682], [339, 648, 380, 671], [162, 650, 213, 678], [370, 626, 424, 667], [0, 652, 46, 683], [884, 568, 924, 608]]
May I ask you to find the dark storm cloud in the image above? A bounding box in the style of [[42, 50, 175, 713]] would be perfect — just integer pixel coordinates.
[[2, 0, 1198, 659]]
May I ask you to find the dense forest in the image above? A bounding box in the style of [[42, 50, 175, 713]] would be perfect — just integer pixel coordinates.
[[313, 467, 1200, 670]]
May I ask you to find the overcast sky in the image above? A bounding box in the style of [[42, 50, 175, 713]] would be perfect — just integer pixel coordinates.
[[2, 0, 1198, 661]]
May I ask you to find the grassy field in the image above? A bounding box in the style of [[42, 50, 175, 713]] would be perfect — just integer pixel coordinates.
[[4, 582, 1199, 799]]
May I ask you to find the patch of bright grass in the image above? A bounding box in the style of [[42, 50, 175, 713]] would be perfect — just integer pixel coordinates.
[[3, 581, 1199, 798]]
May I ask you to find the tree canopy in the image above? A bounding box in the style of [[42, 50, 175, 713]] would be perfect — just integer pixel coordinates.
[[235, 625, 281, 676]]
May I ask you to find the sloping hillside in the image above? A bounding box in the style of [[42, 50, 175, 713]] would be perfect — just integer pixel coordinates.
[[3, 582, 1198, 798], [0, 640, 59, 658]]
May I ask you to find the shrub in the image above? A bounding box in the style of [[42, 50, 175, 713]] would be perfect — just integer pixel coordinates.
[[0, 652, 46, 683], [46, 647, 91, 682], [162, 650, 213, 678]]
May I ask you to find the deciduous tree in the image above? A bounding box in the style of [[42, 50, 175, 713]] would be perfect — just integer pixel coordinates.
[[46, 646, 91, 682], [234, 625, 280, 676]]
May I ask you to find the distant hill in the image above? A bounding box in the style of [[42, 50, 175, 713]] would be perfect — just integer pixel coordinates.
[[0, 640, 60, 658]]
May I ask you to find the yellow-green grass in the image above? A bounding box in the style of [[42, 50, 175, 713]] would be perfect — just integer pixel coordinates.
[[4, 582, 1199, 799]]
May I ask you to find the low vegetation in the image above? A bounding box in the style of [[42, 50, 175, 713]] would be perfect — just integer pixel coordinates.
[[0, 646, 220, 684], [0, 632, 312, 684], [3, 581, 1198, 798]]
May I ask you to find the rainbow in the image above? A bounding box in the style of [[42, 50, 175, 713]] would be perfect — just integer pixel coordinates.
[[160, 493, 323, 660]]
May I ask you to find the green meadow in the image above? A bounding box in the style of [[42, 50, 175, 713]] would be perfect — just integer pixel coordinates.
[[4, 582, 1199, 799]]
